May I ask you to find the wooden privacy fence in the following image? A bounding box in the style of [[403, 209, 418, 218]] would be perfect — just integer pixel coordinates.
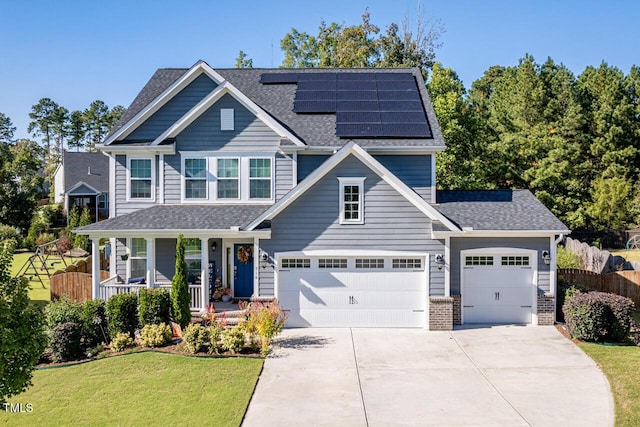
[[558, 268, 640, 308], [50, 271, 110, 303]]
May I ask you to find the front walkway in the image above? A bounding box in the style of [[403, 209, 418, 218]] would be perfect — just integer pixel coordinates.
[[243, 326, 613, 427]]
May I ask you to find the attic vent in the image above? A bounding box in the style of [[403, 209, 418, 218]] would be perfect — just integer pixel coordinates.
[[221, 108, 234, 131]]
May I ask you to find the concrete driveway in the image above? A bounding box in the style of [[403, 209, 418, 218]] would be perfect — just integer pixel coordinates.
[[242, 326, 613, 427]]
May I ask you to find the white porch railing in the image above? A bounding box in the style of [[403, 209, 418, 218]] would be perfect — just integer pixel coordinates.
[[98, 282, 204, 311], [157, 284, 203, 311]]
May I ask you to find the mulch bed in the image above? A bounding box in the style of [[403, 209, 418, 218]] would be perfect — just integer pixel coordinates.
[[37, 341, 262, 369]]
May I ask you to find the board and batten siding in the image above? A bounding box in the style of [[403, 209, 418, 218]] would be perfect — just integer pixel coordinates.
[[258, 154, 444, 296], [124, 74, 217, 142], [449, 237, 551, 295]]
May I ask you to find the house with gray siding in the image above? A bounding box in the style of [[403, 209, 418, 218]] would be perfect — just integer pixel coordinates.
[[76, 60, 569, 329]]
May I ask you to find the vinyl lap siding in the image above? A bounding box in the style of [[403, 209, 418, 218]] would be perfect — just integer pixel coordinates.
[[449, 237, 551, 295], [124, 74, 217, 142], [176, 94, 280, 151], [114, 155, 159, 216], [259, 154, 445, 296], [374, 154, 432, 201], [275, 153, 293, 200]]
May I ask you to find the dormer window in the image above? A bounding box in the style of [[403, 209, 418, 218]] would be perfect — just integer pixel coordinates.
[[221, 108, 234, 131], [338, 177, 365, 224]]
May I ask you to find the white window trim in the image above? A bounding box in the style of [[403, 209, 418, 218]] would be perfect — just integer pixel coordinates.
[[338, 177, 365, 225], [126, 156, 156, 202], [248, 157, 274, 201], [215, 157, 241, 201], [127, 237, 148, 280], [182, 156, 209, 202]]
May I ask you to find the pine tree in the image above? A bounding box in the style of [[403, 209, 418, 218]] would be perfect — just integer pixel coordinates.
[[171, 235, 191, 329]]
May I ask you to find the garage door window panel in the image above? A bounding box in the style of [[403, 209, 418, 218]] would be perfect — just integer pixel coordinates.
[[318, 258, 347, 268], [465, 256, 494, 266], [392, 258, 422, 269], [355, 258, 385, 269], [281, 258, 310, 269], [501, 256, 530, 266]]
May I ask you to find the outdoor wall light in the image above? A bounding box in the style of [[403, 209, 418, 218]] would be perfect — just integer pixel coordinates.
[[260, 252, 269, 268], [435, 254, 445, 270], [542, 250, 551, 265], [210, 242, 217, 252]]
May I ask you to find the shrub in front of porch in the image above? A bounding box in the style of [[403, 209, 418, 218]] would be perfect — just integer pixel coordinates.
[[244, 301, 287, 357], [138, 323, 172, 348], [171, 235, 191, 329], [139, 288, 171, 326], [106, 292, 139, 338], [182, 324, 211, 354]]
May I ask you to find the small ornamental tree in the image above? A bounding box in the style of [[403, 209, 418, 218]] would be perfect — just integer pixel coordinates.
[[171, 234, 191, 329], [0, 240, 47, 404], [74, 207, 92, 250]]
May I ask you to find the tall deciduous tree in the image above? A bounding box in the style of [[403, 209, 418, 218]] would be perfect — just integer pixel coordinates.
[[0, 239, 47, 404]]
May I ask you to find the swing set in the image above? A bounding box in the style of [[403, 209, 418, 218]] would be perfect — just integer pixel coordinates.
[[16, 239, 69, 288]]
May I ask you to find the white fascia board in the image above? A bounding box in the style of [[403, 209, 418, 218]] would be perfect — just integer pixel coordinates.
[[75, 228, 271, 239], [66, 181, 101, 195], [245, 141, 460, 232], [432, 230, 570, 239], [95, 144, 175, 155], [104, 61, 225, 145], [275, 249, 428, 258]]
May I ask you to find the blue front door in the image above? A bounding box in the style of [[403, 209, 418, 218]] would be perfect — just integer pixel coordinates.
[[234, 244, 254, 298]]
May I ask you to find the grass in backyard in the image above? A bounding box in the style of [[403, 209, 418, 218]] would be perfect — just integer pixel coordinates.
[[608, 249, 640, 263], [578, 342, 640, 427], [0, 352, 263, 427]]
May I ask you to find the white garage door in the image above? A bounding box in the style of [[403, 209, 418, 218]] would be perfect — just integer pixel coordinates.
[[277, 255, 427, 328], [462, 253, 535, 324]]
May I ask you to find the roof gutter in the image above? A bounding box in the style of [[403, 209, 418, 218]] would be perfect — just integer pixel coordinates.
[[95, 143, 176, 155]]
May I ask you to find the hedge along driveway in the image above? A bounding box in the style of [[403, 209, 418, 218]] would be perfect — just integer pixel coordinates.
[[1, 352, 263, 427]]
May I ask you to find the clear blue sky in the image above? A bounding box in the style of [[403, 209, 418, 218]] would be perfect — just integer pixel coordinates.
[[2, 0, 638, 141]]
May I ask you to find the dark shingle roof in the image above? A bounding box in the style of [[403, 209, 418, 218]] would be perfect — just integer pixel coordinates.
[[106, 68, 187, 139], [63, 151, 109, 193], [434, 190, 569, 231], [107, 65, 445, 148], [76, 204, 270, 232]]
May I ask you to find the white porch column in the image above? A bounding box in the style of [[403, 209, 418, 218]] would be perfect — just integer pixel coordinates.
[[91, 238, 101, 299], [201, 238, 209, 310], [146, 238, 155, 287]]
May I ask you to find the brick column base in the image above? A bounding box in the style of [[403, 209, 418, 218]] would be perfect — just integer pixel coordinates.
[[537, 294, 555, 325], [429, 297, 453, 330], [452, 295, 462, 325]]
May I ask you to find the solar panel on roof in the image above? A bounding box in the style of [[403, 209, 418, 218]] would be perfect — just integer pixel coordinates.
[[375, 80, 417, 90], [377, 90, 419, 100], [338, 72, 376, 81], [382, 123, 431, 137], [336, 123, 383, 136], [259, 73, 299, 84], [378, 100, 423, 111], [298, 80, 337, 91], [336, 90, 377, 101], [380, 111, 427, 123], [337, 80, 377, 91], [293, 100, 336, 113], [336, 100, 379, 111], [298, 73, 337, 81], [295, 90, 337, 101], [375, 73, 414, 81], [336, 111, 381, 123]]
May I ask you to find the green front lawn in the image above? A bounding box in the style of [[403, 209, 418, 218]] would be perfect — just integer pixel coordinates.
[[1, 352, 263, 426], [578, 342, 640, 426]]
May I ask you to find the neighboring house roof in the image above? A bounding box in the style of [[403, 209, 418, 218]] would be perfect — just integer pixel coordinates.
[[105, 61, 445, 149], [434, 190, 569, 232], [75, 204, 270, 235], [246, 141, 460, 232], [62, 151, 109, 194]]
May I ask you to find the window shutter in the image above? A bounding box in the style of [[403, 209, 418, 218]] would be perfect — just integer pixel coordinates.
[[221, 108, 234, 131]]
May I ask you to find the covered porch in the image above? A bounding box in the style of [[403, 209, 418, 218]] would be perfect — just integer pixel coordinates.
[[75, 204, 271, 312]]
